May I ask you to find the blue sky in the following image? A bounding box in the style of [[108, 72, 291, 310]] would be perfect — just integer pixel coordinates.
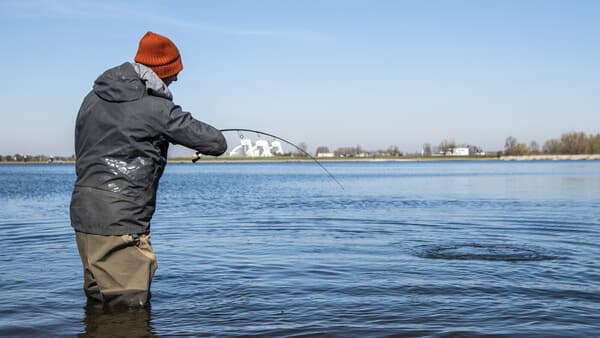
[[0, 0, 598, 156]]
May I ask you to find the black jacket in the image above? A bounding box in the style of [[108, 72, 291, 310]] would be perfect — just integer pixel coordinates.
[[70, 62, 226, 235]]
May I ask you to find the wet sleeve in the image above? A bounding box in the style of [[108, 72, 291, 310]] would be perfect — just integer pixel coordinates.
[[162, 104, 227, 156]]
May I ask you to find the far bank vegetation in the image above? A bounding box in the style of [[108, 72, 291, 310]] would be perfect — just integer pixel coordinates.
[[315, 131, 600, 159], [503, 131, 600, 156]]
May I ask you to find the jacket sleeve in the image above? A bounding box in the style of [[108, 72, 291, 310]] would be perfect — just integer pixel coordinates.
[[162, 104, 227, 156]]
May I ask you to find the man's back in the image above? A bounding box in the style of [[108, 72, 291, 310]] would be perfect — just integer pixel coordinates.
[[71, 62, 226, 236], [71, 62, 171, 235]]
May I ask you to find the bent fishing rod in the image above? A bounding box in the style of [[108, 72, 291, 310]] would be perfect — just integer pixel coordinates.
[[192, 128, 344, 190]]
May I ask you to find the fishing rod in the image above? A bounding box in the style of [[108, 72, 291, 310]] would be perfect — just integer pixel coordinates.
[[192, 128, 344, 190]]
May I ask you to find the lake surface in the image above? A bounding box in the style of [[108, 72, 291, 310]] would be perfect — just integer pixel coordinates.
[[0, 161, 599, 337]]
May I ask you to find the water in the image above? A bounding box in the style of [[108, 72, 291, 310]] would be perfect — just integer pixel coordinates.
[[0, 161, 599, 337]]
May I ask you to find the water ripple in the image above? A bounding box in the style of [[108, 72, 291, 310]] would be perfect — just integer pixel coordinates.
[[413, 243, 557, 262]]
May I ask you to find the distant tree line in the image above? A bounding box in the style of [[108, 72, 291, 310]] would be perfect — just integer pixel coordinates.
[[313, 144, 403, 157], [5, 131, 598, 162], [0, 154, 76, 162], [504, 131, 600, 156]]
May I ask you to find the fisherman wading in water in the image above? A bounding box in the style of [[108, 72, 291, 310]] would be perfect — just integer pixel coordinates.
[[70, 32, 226, 307]]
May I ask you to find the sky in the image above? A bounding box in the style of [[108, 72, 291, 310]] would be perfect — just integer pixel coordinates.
[[0, 0, 598, 156]]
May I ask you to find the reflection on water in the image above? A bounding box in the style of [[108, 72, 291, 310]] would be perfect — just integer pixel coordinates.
[[80, 302, 155, 338]]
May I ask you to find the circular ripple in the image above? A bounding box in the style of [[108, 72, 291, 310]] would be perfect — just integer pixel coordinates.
[[414, 243, 555, 262]]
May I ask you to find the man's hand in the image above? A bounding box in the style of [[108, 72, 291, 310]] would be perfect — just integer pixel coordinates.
[[191, 152, 201, 163]]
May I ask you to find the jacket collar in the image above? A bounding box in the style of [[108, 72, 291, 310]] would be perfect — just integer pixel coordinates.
[[133, 63, 173, 100]]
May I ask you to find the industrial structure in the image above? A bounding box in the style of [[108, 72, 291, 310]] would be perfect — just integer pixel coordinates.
[[229, 139, 285, 157]]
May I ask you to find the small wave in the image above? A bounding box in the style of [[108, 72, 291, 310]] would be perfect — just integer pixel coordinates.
[[413, 243, 556, 262]]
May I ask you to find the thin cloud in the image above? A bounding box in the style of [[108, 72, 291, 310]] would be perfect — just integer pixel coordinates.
[[2, 0, 331, 41], [2, 0, 125, 19]]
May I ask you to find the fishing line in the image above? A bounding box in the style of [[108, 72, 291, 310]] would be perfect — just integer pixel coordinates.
[[192, 128, 344, 190]]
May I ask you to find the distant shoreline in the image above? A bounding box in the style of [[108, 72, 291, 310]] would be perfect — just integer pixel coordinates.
[[1, 154, 599, 164], [499, 154, 600, 161], [170, 154, 600, 163]]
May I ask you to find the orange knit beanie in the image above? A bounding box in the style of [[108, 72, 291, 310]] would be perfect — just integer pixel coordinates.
[[134, 31, 183, 79]]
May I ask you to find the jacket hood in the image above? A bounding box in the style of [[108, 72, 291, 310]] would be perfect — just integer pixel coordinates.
[[93, 63, 145, 102]]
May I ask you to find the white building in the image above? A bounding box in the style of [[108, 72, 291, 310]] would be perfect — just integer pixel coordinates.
[[449, 147, 469, 156], [229, 139, 284, 157], [316, 152, 335, 158]]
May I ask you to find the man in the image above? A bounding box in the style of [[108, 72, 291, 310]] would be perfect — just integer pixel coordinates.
[[70, 31, 227, 307]]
